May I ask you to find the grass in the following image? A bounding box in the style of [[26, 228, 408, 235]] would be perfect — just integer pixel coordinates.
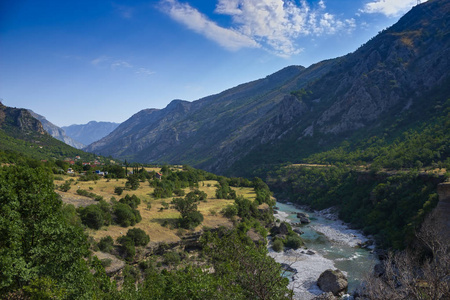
[[55, 176, 255, 244]]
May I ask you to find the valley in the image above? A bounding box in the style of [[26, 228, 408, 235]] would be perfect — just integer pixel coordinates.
[[1, 0, 449, 298]]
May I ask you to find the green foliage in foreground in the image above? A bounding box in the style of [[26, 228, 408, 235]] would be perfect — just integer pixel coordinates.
[[0, 165, 95, 298], [0, 162, 289, 299]]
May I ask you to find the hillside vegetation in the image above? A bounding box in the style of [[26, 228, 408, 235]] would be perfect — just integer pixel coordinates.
[[85, 0, 450, 178], [1, 149, 290, 299]]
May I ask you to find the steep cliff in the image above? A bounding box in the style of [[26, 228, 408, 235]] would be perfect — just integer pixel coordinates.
[[28, 110, 85, 149]]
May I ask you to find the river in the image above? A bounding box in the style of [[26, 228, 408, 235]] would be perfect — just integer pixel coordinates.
[[269, 202, 377, 299]]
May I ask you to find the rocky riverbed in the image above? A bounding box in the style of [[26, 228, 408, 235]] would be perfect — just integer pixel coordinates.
[[269, 202, 377, 299]]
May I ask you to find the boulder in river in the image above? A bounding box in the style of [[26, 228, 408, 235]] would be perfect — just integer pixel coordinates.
[[270, 222, 290, 240], [317, 269, 348, 297], [293, 228, 304, 235], [297, 212, 311, 224]]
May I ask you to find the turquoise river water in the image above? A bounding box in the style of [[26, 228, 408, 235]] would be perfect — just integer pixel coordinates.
[[269, 202, 377, 299]]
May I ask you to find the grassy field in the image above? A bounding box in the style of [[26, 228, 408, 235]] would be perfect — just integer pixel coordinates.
[[55, 175, 255, 244]]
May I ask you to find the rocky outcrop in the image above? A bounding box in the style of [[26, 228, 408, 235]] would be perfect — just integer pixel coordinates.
[[0, 102, 46, 135], [29, 110, 85, 149], [297, 212, 311, 224], [317, 269, 348, 297]]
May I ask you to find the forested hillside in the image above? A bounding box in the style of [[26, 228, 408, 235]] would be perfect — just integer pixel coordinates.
[[85, 0, 450, 178]]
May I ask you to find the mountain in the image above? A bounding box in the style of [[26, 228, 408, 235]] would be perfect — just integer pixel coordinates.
[[62, 121, 120, 146], [0, 102, 46, 137], [28, 110, 85, 149], [0, 102, 90, 160], [85, 0, 450, 176]]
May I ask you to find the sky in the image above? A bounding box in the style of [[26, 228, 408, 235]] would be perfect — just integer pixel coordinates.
[[0, 0, 425, 127]]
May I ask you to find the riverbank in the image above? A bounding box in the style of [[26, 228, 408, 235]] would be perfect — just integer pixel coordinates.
[[269, 202, 376, 299]]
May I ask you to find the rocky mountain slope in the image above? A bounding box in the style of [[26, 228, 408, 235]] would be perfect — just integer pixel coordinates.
[[85, 0, 450, 175], [63, 121, 119, 146], [28, 110, 85, 149], [0, 102, 46, 137]]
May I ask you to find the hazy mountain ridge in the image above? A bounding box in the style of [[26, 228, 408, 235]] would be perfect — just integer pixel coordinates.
[[63, 121, 119, 146], [28, 110, 85, 149], [85, 0, 450, 175]]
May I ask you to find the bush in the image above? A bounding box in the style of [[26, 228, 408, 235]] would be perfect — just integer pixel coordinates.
[[126, 228, 150, 247], [221, 205, 238, 218], [119, 194, 141, 209], [117, 236, 136, 262], [272, 239, 284, 252], [113, 203, 140, 227], [114, 186, 124, 195], [179, 210, 203, 229], [78, 205, 104, 229], [163, 252, 181, 266], [59, 180, 71, 192], [100, 258, 112, 268], [285, 235, 303, 250], [98, 236, 114, 253]]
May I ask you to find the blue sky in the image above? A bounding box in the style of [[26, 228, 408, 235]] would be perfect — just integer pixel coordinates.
[[1, 0, 424, 126]]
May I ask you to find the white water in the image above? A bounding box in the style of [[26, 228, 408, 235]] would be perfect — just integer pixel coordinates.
[[269, 202, 376, 299]]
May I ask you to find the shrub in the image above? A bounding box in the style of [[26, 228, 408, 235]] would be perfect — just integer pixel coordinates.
[[126, 228, 150, 247], [113, 203, 138, 227], [78, 205, 104, 229], [119, 194, 141, 209], [173, 188, 185, 196], [114, 186, 124, 195], [285, 235, 303, 250], [163, 252, 181, 266], [221, 205, 238, 218], [100, 258, 112, 268], [117, 236, 135, 262], [272, 239, 284, 252], [179, 210, 203, 229], [59, 180, 71, 192], [98, 236, 114, 253]]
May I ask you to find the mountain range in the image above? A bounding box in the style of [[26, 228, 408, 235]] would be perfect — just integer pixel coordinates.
[[85, 0, 449, 176], [62, 121, 119, 146], [28, 110, 85, 149]]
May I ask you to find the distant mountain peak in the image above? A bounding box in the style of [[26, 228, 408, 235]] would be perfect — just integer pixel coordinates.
[[62, 121, 120, 146]]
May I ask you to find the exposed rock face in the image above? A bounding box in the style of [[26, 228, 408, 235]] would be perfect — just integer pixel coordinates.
[[28, 110, 85, 149], [317, 269, 348, 296], [271, 222, 290, 236], [0, 102, 45, 135]]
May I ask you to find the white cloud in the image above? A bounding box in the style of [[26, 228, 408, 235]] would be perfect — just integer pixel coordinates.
[[160, 0, 355, 57], [111, 60, 132, 70], [159, 0, 260, 51], [136, 68, 155, 76], [361, 0, 424, 17]]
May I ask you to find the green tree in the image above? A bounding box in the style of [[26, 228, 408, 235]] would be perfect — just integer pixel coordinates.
[[126, 228, 150, 247], [172, 196, 204, 229], [98, 236, 114, 253], [0, 165, 94, 298]]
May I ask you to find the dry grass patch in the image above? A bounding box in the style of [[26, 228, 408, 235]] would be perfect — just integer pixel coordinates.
[[56, 175, 237, 244]]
